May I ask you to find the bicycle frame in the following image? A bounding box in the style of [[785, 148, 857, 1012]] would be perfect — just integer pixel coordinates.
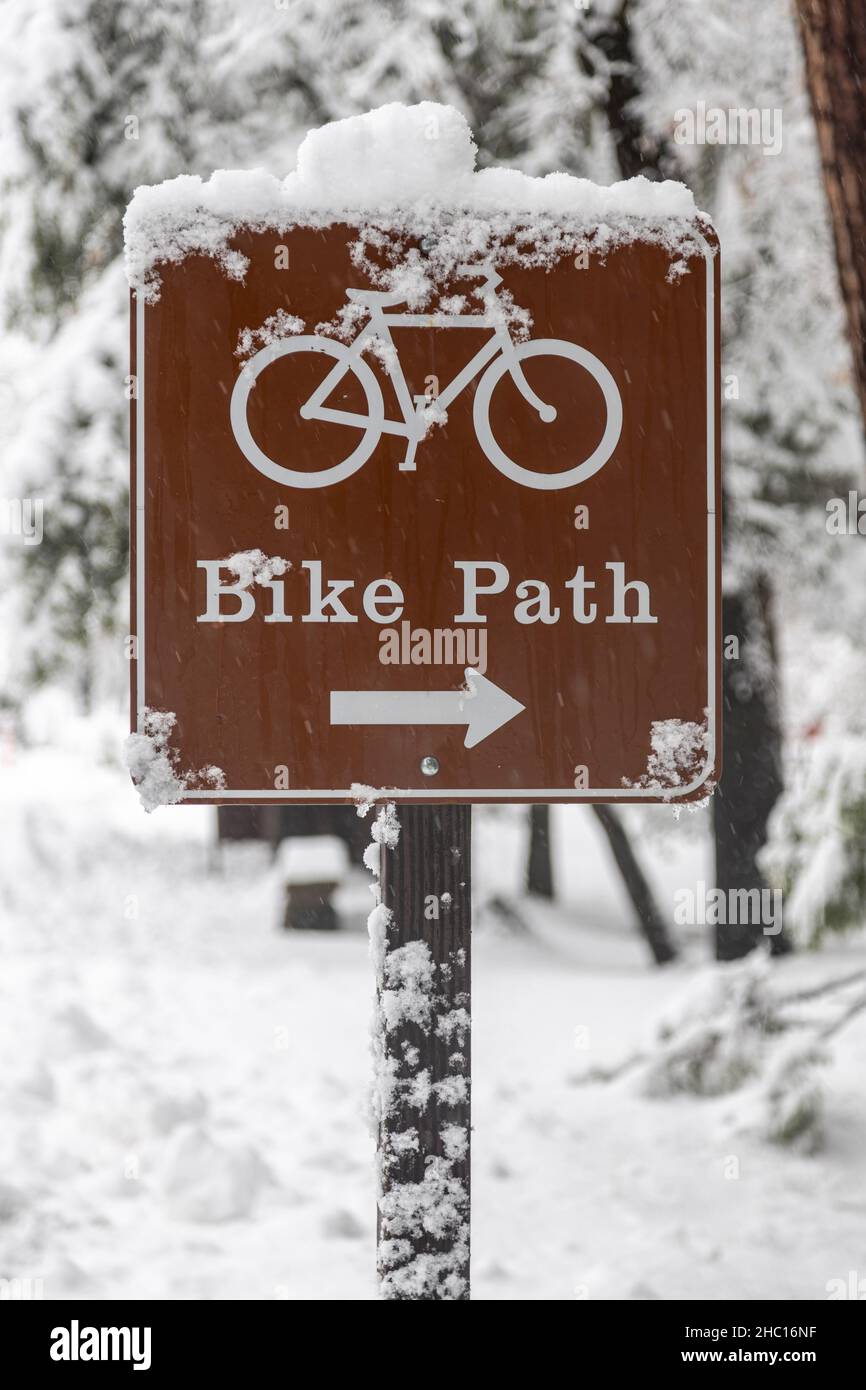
[[299, 299, 551, 471]]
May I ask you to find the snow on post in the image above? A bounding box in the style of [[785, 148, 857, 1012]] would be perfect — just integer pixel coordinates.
[[365, 799, 471, 1301]]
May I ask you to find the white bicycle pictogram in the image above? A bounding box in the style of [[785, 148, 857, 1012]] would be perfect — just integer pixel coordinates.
[[230, 263, 623, 491]]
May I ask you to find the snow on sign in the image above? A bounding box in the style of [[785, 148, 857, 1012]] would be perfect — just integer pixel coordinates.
[[125, 104, 720, 807]]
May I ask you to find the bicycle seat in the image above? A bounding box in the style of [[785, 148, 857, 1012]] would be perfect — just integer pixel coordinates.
[[345, 287, 408, 306]]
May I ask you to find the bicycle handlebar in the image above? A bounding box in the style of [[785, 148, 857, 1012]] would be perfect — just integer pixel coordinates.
[[455, 263, 502, 292]]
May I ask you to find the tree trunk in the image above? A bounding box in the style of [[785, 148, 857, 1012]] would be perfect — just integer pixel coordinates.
[[526, 805, 555, 898], [796, 0, 866, 436], [592, 805, 677, 965], [591, 1, 678, 182], [714, 586, 791, 959]]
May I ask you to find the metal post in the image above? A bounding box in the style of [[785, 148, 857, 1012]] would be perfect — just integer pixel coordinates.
[[375, 803, 471, 1300]]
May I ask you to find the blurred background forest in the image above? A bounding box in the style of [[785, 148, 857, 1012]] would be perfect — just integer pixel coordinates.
[[1, 0, 864, 954], [1, 0, 865, 1301]]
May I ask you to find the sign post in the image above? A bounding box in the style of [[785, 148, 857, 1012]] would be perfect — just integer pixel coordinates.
[[127, 129, 719, 1299], [377, 803, 471, 1300]]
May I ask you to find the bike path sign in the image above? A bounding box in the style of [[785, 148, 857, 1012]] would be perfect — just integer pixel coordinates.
[[131, 224, 720, 803]]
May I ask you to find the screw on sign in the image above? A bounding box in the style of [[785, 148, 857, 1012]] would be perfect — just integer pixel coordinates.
[[125, 103, 720, 1300]]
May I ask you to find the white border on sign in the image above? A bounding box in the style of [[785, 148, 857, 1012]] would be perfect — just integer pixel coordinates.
[[134, 235, 717, 801]]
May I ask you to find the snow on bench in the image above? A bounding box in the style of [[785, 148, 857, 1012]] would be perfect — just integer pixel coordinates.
[[277, 834, 350, 931]]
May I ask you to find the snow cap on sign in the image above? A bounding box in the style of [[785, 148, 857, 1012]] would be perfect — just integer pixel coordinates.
[[293, 102, 477, 206], [124, 101, 708, 299]]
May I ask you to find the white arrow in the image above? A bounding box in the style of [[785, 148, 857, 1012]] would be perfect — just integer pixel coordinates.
[[330, 668, 525, 749]]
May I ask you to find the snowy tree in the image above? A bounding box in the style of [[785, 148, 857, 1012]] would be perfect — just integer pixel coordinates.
[[630, 0, 865, 955], [0, 0, 220, 700]]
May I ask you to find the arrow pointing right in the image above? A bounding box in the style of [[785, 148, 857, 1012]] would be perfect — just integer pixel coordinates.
[[330, 668, 525, 749]]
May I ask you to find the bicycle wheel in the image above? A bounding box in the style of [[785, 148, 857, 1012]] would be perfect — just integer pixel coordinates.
[[473, 338, 622, 491], [230, 337, 384, 490]]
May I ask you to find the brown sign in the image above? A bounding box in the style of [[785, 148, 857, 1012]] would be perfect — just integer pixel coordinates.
[[130, 225, 720, 804]]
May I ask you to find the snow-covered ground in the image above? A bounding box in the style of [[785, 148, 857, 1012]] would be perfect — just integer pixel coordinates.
[[1, 718, 865, 1301]]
